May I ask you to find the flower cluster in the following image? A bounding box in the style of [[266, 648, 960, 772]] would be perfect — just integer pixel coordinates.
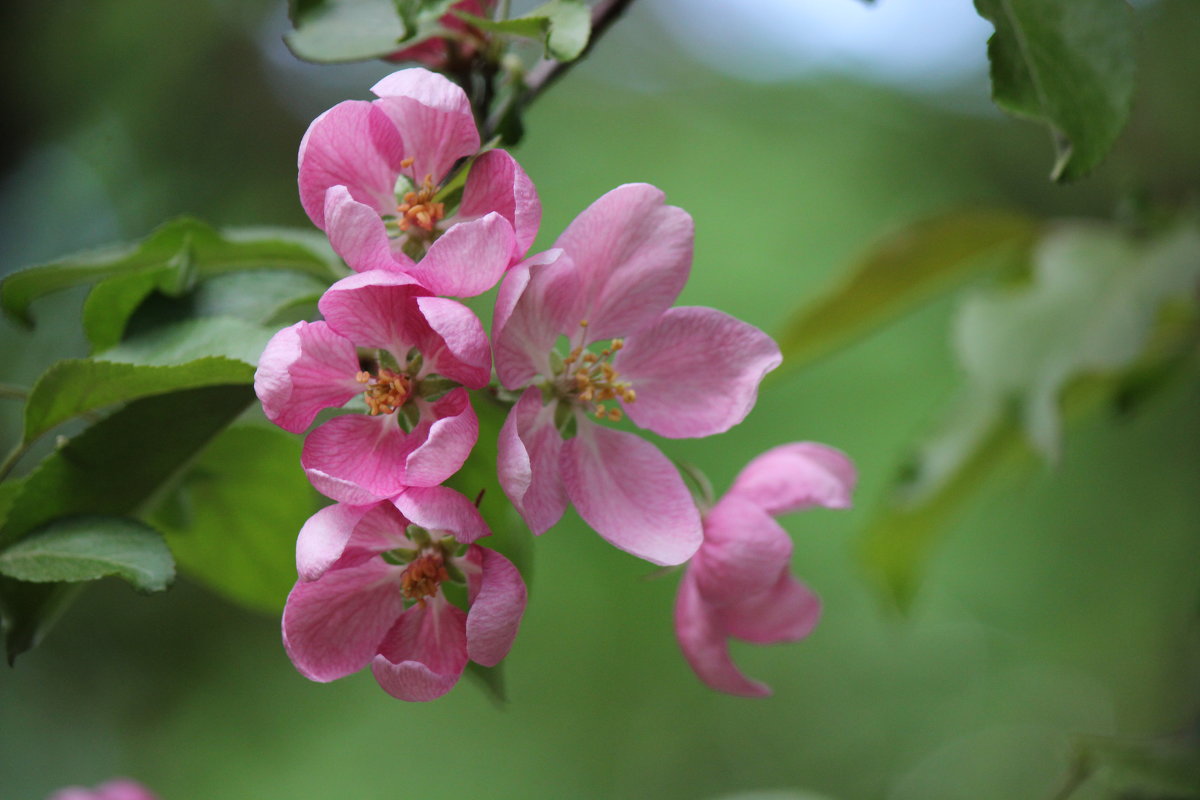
[[256, 67, 855, 700]]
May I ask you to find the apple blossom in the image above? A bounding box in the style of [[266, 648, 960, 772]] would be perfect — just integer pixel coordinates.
[[47, 780, 158, 800], [675, 443, 856, 697]]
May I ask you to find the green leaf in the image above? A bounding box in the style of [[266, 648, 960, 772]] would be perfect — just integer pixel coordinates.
[[2, 217, 337, 328], [1070, 734, 1200, 796], [98, 316, 274, 367], [0, 577, 82, 665], [0, 516, 174, 592], [973, 0, 1135, 181], [148, 426, 322, 614], [22, 357, 254, 445], [774, 210, 1038, 375], [0, 481, 21, 531], [0, 384, 255, 551], [457, 0, 591, 61], [285, 0, 409, 63], [955, 222, 1200, 458]]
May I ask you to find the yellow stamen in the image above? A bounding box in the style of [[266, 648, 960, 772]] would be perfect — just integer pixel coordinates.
[[400, 552, 448, 603], [358, 368, 412, 416]]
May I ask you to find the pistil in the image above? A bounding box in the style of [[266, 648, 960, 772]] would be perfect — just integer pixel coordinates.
[[356, 369, 413, 415], [400, 552, 449, 605], [558, 327, 636, 421]]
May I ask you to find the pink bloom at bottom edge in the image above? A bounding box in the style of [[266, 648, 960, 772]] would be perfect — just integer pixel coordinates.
[[674, 442, 857, 697], [48, 779, 159, 800], [283, 493, 527, 702]]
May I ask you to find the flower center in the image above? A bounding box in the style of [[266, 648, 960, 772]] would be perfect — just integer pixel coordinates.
[[399, 552, 449, 603], [394, 158, 444, 234], [555, 322, 636, 422], [356, 368, 412, 415]]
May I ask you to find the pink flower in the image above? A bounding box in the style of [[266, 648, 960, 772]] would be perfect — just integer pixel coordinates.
[[675, 443, 856, 697], [48, 779, 158, 800], [492, 183, 783, 566], [385, 1, 494, 69], [298, 67, 540, 296], [282, 491, 526, 702], [254, 269, 490, 503]]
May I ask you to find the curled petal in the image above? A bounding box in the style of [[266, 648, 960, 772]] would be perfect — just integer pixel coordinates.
[[718, 571, 821, 645], [318, 269, 427, 356], [464, 545, 527, 667], [370, 68, 479, 185], [254, 320, 361, 434], [324, 185, 414, 273], [392, 484, 491, 544], [295, 502, 376, 581], [674, 571, 770, 698], [402, 390, 479, 486], [372, 597, 468, 702], [492, 249, 581, 390], [458, 149, 541, 263], [616, 306, 781, 439], [283, 558, 406, 683], [297, 100, 405, 228], [497, 389, 568, 535], [691, 496, 793, 606], [554, 183, 693, 341], [414, 296, 491, 388], [729, 442, 857, 515], [406, 212, 515, 297], [561, 421, 702, 566]]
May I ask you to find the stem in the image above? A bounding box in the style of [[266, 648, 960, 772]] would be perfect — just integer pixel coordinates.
[[497, 0, 511, 21], [0, 440, 29, 483], [483, 0, 638, 141], [0, 383, 29, 401]]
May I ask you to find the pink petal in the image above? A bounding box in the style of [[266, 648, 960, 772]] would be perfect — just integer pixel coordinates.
[[554, 183, 693, 341], [392, 484, 491, 544], [718, 571, 821, 644], [561, 421, 701, 566], [616, 306, 781, 439], [372, 596, 468, 701], [464, 545, 527, 666], [414, 296, 491, 388], [401, 390, 479, 486], [323, 185, 415, 273], [497, 389, 568, 535], [282, 558, 405, 682], [691, 496, 793, 606], [295, 502, 376, 581], [729, 442, 857, 515], [370, 69, 479, 185], [406, 212, 515, 297], [492, 249, 582, 390], [297, 100, 406, 228], [318, 269, 427, 356], [674, 571, 770, 698], [49, 780, 160, 800], [254, 320, 362, 434], [458, 149, 541, 263], [302, 469, 388, 506]]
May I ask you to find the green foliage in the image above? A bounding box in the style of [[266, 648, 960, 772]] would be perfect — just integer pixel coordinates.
[[0, 578, 81, 666], [148, 426, 322, 614], [862, 221, 1200, 607], [456, 0, 592, 61], [0, 217, 337, 330], [0, 516, 174, 592], [22, 357, 253, 445], [774, 210, 1037, 374], [285, 0, 409, 63], [98, 317, 275, 368], [1066, 734, 1200, 797], [974, 0, 1135, 181]]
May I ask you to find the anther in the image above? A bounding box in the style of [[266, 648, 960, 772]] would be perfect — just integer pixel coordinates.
[[400, 157, 414, 169]]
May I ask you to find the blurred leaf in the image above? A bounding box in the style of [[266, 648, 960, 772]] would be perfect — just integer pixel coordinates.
[[99, 316, 274, 367], [0, 480, 22, 531], [862, 222, 1200, 608], [2, 217, 337, 328], [0, 516, 174, 592], [285, 0, 409, 63], [148, 425, 322, 614], [774, 210, 1037, 375], [955, 222, 1200, 458], [23, 357, 253, 445], [465, 660, 507, 706], [184, 270, 327, 324], [0, 577, 81, 666], [0, 384, 255, 551], [1071, 734, 1200, 797], [457, 0, 591, 60], [447, 393, 534, 593], [974, 0, 1135, 181]]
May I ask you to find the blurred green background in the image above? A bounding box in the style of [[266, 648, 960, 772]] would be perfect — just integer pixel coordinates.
[[1, 1, 1197, 798]]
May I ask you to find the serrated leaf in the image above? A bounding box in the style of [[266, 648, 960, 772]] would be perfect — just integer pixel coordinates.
[[2, 217, 337, 328], [974, 0, 1135, 181], [457, 0, 590, 61], [99, 316, 274, 367], [285, 0, 409, 63], [148, 426, 322, 614], [0, 516, 174, 592], [0, 577, 81, 665], [774, 210, 1037, 375], [955, 222, 1200, 458], [0, 384, 255, 550], [22, 357, 254, 444]]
